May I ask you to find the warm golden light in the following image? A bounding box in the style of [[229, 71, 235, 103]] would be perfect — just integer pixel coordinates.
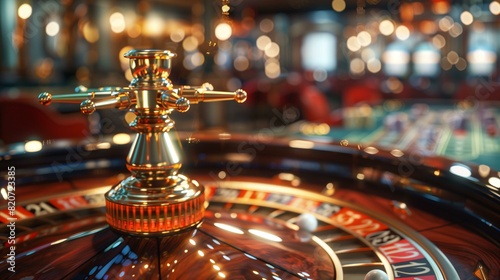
[[447, 51, 459, 65], [259, 18, 274, 33], [314, 123, 330, 135], [379, 20, 395, 36], [264, 59, 280, 79], [18, 3, 32, 19], [170, 28, 185, 42], [385, 77, 404, 94], [367, 59, 381, 73], [432, 34, 446, 49], [109, 12, 126, 33], [83, 22, 99, 43], [215, 22, 232, 41], [346, 36, 361, 52], [289, 140, 315, 149], [357, 31, 371, 47], [143, 16, 164, 37], [256, 35, 271, 50], [112, 133, 131, 145], [350, 58, 365, 75], [488, 177, 500, 188], [432, 1, 450, 14], [127, 23, 142, 38], [441, 57, 452, 71], [248, 229, 282, 242], [25, 140, 43, 153], [420, 20, 437, 35], [190, 52, 205, 67], [364, 146, 379, 155], [412, 2, 424, 15], [449, 23, 463, 37], [46, 21, 60, 37], [332, 0, 346, 12], [233, 56, 249, 71], [214, 223, 244, 234], [119, 46, 134, 70], [395, 25, 410, 40], [1, 188, 8, 200], [96, 142, 111, 150], [264, 42, 280, 57], [390, 149, 404, 157], [438, 16, 454, 32], [490, 1, 500, 15], [361, 48, 375, 62], [478, 165, 491, 178], [460, 11, 473, 25], [182, 36, 199, 52]]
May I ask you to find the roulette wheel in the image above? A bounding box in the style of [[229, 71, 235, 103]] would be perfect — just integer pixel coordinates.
[[0, 49, 498, 280]]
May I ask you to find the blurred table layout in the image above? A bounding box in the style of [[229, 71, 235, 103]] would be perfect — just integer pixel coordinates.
[[289, 100, 500, 171]]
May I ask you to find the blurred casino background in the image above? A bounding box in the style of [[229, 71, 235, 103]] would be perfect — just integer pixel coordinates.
[[0, 0, 500, 173]]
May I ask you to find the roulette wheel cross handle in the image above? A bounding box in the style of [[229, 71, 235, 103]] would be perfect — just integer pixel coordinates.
[[37, 49, 247, 236]]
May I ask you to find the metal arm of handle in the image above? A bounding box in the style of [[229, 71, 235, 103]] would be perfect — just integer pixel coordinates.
[[160, 83, 247, 113], [80, 93, 132, 115], [38, 90, 119, 106], [178, 83, 247, 104]]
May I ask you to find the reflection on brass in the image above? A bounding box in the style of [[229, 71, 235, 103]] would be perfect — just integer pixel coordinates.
[[38, 49, 247, 236], [474, 261, 489, 280]]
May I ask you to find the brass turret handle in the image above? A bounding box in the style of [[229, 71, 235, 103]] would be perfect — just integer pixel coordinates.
[[38, 83, 246, 114], [38, 49, 247, 236]]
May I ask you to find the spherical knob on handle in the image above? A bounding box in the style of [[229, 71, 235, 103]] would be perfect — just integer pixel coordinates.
[[80, 99, 96, 115], [38, 92, 53, 106], [176, 97, 190, 113], [234, 89, 247, 103]]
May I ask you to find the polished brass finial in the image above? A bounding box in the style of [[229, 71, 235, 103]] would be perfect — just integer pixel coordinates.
[[38, 49, 247, 236]]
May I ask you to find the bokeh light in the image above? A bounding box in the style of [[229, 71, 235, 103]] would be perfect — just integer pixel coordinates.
[[460, 11, 474, 25], [347, 36, 361, 52], [490, 1, 500, 15], [259, 18, 274, 33], [264, 42, 280, 57], [395, 25, 410, 40], [332, 0, 346, 12], [357, 31, 371, 47], [215, 22, 232, 41], [379, 20, 395, 36], [18, 3, 32, 19], [170, 28, 185, 42], [182, 36, 199, 52], [46, 21, 60, 37], [83, 21, 99, 43]]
